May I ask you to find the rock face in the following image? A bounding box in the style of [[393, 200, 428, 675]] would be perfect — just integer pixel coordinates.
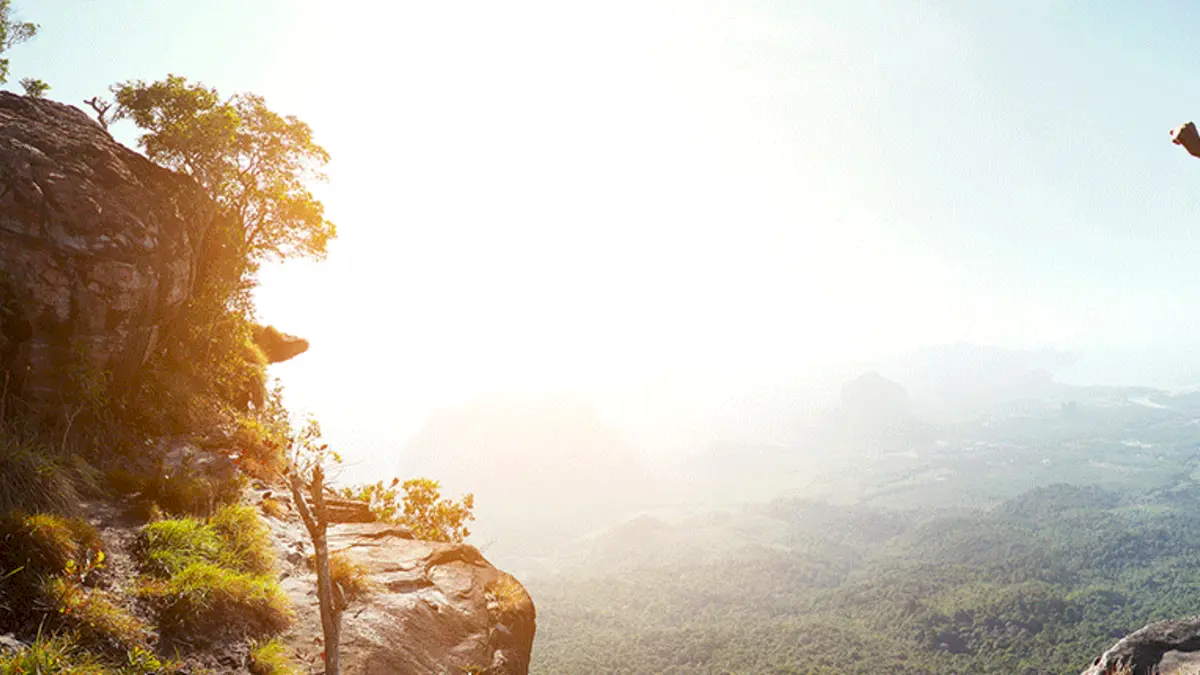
[[265, 509, 536, 674], [1081, 617, 1200, 674], [253, 324, 309, 364], [0, 92, 211, 412]]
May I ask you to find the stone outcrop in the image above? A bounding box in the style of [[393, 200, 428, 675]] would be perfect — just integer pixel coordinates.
[[253, 323, 309, 364], [262, 504, 537, 674], [0, 92, 211, 412], [1082, 617, 1200, 675]]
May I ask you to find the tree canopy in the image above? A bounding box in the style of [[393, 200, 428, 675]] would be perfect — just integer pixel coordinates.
[[0, 0, 37, 85], [112, 75, 336, 275]]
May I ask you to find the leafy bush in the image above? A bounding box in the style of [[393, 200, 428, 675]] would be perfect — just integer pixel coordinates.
[[115, 455, 245, 519], [232, 412, 286, 481], [338, 477, 475, 543]]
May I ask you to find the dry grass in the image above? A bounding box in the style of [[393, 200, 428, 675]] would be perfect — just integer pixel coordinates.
[[486, 574, 530, 615]]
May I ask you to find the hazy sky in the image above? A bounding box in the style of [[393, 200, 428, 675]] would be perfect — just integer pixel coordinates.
[[13, 1, 1200, 474]]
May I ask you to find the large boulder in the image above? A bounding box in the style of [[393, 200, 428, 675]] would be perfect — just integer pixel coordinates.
[[1081, 617, 1200, 674], [0, 92, 211, 413], [269, 517, 536, 674]]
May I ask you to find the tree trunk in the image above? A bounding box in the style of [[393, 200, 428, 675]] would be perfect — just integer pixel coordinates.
[[289, 465, 340, 675]]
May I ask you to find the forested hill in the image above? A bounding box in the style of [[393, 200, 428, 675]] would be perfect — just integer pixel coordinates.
[[529, 483, 1200, 674]]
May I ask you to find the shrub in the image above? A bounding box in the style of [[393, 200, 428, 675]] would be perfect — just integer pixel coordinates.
[[248, 638, 300, 675], [232, 413, 286, 482], [139, 461, 245, 519], [337, 477, 475, 543]]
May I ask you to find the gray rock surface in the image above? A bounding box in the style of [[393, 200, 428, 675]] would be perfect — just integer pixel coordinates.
[[1082, 616, 1200, 674], [0, 92, 211, 413], [266, 513, 535, 674]]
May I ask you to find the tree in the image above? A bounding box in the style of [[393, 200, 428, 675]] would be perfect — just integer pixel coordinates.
[[0, 0, 36, 85], [111, 75, 336, 278], [18, 76, 46, 98], [339, 478, 475, 543], [285, 419, 344, 675]]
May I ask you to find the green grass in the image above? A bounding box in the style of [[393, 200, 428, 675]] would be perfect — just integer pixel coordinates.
[[42, 577, 149, 652], [138, 504, 291, 638], [0, 633, 107, 674], [248, 638, 300, 675], [139, 561, 292, 635], [0, 511, 102, 581], [0, 431, 84, 514], [140, 517, 223, 577]]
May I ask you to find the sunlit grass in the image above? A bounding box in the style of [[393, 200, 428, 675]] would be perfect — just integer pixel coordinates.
[[249, 637, 300, 675], [138, 504, 291, 638]]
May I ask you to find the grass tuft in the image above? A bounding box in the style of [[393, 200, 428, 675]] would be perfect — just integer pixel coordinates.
[[0, 633, 108, 675], [0, 511, 102, 579], [42, 576, 148, 652], [138, 560, 292, 636], [0, 432, 83, 514], [209, 504, 275, 575], [138, 504, 290, 639], [487, 574, 531, 615], [248, 638, 300, 675]]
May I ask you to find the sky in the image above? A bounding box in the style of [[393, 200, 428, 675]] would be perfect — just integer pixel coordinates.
[[11, 1, 1200, 476]]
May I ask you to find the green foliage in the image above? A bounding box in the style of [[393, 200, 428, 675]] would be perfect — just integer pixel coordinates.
[[138, 504, 290, 638], [209, 503, 275, 575], [132, 458, 245, 518], [18, 75, 46, 97], [529, 485, 1200, 674], [0, 430, 84, 513], [248, 638, 299, 675], [42, 576, 148, 653], [111, 74, 336, 272], [339, 477, 475, 543], [0, 511, 102, 579], [232, 407, 288, 481], [138, 561, 292, 636], [0, 633, 106, 675], [140, 517, 222, 577], [0, 0, 36, 85]]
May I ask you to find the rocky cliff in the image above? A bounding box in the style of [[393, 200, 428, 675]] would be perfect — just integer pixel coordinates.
[[0, 92, 212, 412], [0, 94, 536, 673], [1081, 617, 1200, 675]]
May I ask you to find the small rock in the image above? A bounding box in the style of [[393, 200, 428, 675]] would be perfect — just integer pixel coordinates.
[[0, 633, 27, 654]]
